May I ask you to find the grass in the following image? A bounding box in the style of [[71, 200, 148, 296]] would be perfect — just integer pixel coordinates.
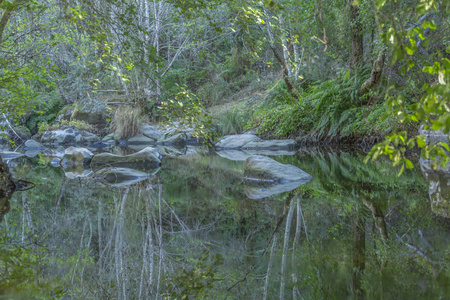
[[111, 106, 144, 139]]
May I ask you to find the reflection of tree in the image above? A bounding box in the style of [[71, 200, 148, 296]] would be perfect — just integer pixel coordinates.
[[0, 157, 15, 222]]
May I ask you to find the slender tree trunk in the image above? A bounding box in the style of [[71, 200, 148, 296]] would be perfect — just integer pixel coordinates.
[[360, 0, 386, 97], [348, 0, 364, 75]]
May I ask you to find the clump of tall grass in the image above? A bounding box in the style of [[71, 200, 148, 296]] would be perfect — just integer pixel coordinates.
[[111, 106, 144, 139], [216, 109, 248, 135]]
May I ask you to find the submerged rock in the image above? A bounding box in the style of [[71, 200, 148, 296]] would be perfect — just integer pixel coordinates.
[[245, 180, 306, 200], [90, 147, 161, 172]]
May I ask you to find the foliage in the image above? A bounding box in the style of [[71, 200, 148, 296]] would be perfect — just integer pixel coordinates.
[[24, 95, 64, 133], [0, 236, 66, 298], [160, 85, 218, 141], [216, 108, 248, 135], [366, 0, 450, 174]]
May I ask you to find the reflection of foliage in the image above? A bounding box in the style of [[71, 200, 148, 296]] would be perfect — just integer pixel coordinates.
[[0, 235, 66, 298], [164, 250, 223, 299]]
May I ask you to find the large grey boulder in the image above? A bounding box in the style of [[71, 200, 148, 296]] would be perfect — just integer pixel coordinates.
[[244, 155, 312, 185], [93, 167, 159, 187], [41, 127, 81, 145], [419, 125, 449, 145], [420, 158, 450, 218], [90, 147, 161, 172], [216, 134, 261, 149], [61, 147, 94, 167]]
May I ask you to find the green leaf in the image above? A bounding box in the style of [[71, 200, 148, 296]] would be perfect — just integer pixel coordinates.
[[405, 158, 414, 169], [397, 163, 405, 176], [417, 135, 426, 148]]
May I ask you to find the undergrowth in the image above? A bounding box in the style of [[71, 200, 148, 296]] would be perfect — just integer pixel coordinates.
[[38, 119, 94, 134], [242, 68, 409, 139]]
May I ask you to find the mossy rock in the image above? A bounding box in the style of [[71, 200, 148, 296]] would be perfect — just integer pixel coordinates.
[[71, 99, 111, 129]]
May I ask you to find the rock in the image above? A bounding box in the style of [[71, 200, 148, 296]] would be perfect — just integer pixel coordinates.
[[102, 133, 119, 144], [61, 147, 94, 167], [244, 155, 312, 184], [0, 151, 25, 160], [93, 167, 159, 187], [71, 98, 111, 130], [79, 131, 101, 143], [141, 125, 163, 141], [23, 139, 46, 150], [41, 127, 81, 145], [216, 134, 297, 150], [216, 134, 261, 149], [90, 147, 161, 172], [159, 128, 187, 144], [128, 134, 156, 144], [420, 158, 450, 218], [11, 126, 31, 141], [419, 125, 449, 145]]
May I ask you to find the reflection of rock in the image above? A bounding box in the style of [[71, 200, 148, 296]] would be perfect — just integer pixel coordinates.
[[64, 167, 93, 180], [216, 149, 296, 161], [420, 158, 450, 218], [243, 155, 312, 199], [216, 134, 297, 150], [93, 167, 159, 187], [24, 139, 46, 150], [245, 180, 305, 199], [62, 147, 94, 167], [90, 147, 161, 172], [244, 155, 312, 182], [0, 151, 24, 160]]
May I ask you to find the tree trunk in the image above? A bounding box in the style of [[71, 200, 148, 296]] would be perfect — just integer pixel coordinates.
[[348, 0, 364, 75], [352, 215, 366, 299]]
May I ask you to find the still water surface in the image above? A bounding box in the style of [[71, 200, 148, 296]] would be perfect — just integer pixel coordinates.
[[1, 146, 449, 299]]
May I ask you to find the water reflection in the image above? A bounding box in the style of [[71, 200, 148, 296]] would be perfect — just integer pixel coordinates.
[[0, 148, 449, 299]]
